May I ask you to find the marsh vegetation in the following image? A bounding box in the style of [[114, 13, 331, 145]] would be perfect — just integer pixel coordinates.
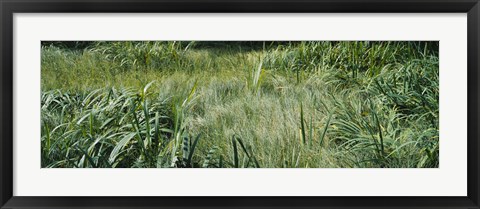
[[41, 41, 439, 168]]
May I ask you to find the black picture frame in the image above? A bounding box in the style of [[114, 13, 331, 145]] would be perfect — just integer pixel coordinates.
[[1, 0, 479, 208]]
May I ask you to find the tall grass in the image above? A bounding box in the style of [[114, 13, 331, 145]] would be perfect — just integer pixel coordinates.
[[41, 41, 439, 168]]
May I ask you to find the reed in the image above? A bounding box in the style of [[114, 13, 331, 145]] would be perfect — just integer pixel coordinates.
[[41, 41, 439, 168]]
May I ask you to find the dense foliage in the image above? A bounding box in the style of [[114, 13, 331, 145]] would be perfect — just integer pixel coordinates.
[[41, 41, 439, 168]]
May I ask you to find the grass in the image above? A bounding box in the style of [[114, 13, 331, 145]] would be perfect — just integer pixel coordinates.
[[41, 41, 439, 168]]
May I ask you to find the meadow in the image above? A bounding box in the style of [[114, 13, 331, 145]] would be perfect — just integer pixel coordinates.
[[41, 41, 439, 168]]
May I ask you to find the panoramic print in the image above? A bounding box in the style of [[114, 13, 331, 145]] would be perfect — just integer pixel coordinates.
[[41, 41, 439, 168]]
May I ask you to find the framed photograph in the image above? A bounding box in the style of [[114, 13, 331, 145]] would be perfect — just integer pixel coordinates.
[[1, 0, 479, 208]]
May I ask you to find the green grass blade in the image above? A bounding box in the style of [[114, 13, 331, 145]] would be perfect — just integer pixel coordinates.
[[232, 135, 239, 168], [153, 112, 160, 151], [182, 136, 189, 163], [300, 102, 307, 145], [319, 111, 333, 146], [143, 99, 151, 148], [373, 111, 385, 157], [108, 132, 136, 165], [187, 134, 202, 166]]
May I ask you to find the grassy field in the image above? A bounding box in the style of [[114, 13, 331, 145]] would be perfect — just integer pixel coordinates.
[[41, 41, 439, 168]]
